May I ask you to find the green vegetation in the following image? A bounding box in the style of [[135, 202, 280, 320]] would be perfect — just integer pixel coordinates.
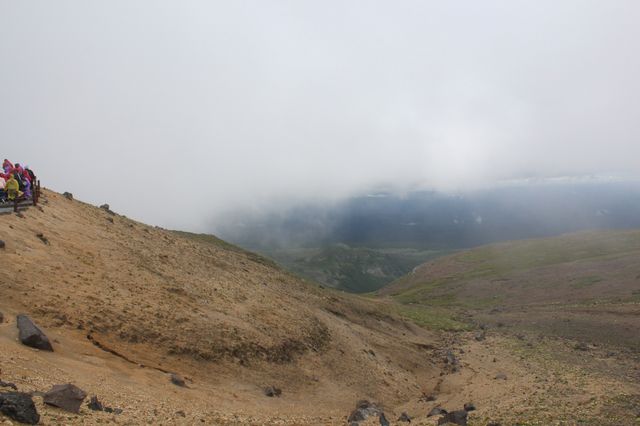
[[261, 244, 453, 293], [393, 304, 470, 331], [383, 229, 640, 309]]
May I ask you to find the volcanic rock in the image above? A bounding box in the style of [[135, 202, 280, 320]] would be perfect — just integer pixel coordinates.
[[43, 383, 87, 413], [16, 314, 53, 351], [263, 386, 282, 397], [0, 392, 40, 425], [437, 409, 468, 425]]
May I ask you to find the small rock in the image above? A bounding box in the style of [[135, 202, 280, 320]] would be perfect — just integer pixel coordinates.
[[463, 402, 476, 411], [16, 314, 53, 351], [63, 192, 73, 200], [0, 240, 5, 249], [170, 373, 186, 387], [36, 233, 49, 245], [574, 342, 589, 351], [487, 422, 502, 426], [100, 204, 115, 215], [474, 331, 486, 342], [175, 410, 186, 417], [379, 412, 390, 426], [438, 410, 468, 426], [0, 311, 3, 323], [0, 392, 40, 424], [348, 400, 382, 422], [264, 386, 282, 397], [398, 411, 412, 422], [87, 396, 104, 411], [428, 407, 448, 417], [0, 381, 18, 391], [444, 350, 458, 365], [495, 373, 508, 380], [43, 384, 87, 413]]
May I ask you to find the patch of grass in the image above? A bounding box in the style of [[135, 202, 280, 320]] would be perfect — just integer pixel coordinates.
[[394, 304, 470, 331]]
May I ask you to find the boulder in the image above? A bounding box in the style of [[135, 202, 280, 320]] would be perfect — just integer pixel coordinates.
[[63, 192, 73, 200], [0, 392, 40, 425], [43, 384, 87, 413], [463, 403, 476, 411], [263, 386, 281, 397], [16, 315, 53, 351], [170, 373, 186, 387], [437, 410, 468, 425], [347, 400, 382, 423]]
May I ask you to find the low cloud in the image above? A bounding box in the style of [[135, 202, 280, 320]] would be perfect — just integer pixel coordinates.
[[1, 1, 639, 230]]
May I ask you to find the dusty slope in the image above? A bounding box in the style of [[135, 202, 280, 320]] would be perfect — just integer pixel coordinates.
[[0, 190, 443, 424]]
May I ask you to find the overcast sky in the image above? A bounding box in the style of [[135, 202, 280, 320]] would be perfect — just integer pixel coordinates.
[[1, 1, 639, 231]]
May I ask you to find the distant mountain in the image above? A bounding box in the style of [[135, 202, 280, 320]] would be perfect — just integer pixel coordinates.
[[215, 180, 640, 292], [216, 180, 640, 251]]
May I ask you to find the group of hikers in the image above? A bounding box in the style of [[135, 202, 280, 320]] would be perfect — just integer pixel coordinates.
[[0, 159, 37, 203]]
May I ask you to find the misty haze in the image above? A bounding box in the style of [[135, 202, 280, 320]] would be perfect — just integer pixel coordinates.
[[1, 2, 639, 425]]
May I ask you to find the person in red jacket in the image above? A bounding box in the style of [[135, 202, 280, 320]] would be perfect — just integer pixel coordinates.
[[2, 159, 13, 174]]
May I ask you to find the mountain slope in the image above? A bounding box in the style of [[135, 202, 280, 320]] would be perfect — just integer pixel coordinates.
[[380, 230, 640, 350], [0, 190, 443, 424]]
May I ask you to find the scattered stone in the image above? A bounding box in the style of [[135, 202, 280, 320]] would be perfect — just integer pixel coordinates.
[[100, 204, 115, 215], [428, 407, 448, 417], [35, 233, 49, 245], [43, 384, 87, 413], [0, 240, 5, 249], [437, 410, 468, 425], [175, 410, 186, 417], [495, 373, 508, 380], [379, 412, 390, 426], [347, 400, 382, 423], [87, 396, 104, 411], [0, 381, 17, 391], [16, 314, 53, 351], [474, 331, 486, 342], [444, 350, 458, 365], [398, 412, 412, 422], [170, 373, 186, 387], [574, 342, 589, 351], [263, 386, 281, 397], [463, 402, 476, 411], [63, 192, 73, 200], [420, 393, 437, 402], [606, 351, 617, 357], [0, 392, 40, 425]]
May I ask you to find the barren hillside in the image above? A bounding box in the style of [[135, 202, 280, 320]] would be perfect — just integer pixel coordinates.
[[0, 190, 443, 424]]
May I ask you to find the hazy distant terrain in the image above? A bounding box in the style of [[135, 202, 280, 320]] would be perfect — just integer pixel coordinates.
[[217, 180, 640, 292]]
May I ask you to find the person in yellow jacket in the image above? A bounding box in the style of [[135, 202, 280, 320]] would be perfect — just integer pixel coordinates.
[[5, 174, 23, 200]]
